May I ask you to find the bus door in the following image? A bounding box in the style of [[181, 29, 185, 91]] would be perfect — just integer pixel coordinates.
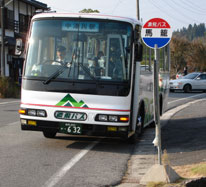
[[106, 34, 126, 80]]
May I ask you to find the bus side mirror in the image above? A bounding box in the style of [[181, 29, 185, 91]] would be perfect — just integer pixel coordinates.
[[135, 42, 143, 62], [15, 38, 23, 56]]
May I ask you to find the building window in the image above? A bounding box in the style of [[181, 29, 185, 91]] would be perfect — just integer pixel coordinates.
[[19, 13, 29, 33], [7, 9, 14, 30], [0, 8, 14, 30]]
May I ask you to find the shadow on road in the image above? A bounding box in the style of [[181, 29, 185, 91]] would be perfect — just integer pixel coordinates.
[[53, 135, 135, 154], [162, 117, 206, 166]]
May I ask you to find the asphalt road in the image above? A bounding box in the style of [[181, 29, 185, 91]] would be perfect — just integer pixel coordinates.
[[0, 92, 205, 187], [162, 94, 206, 166], [167, 91, 206, 110], [0, 99, 133, 187]]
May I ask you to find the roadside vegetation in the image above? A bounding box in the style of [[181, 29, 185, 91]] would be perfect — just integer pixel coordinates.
[[170, 23, 206, 78], [0, 77, 20, 98], [146, 163, 206, 187], [146, 150, 206, 187], [174, 162, 206, 179]]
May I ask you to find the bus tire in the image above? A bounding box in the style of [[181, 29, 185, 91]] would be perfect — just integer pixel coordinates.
[[43, 130, 57, 138], [128, 109, 144, 144], [149, 120, 155, 128]]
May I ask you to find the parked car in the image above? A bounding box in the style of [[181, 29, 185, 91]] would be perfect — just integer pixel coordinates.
[[170, 72, 206, 93]]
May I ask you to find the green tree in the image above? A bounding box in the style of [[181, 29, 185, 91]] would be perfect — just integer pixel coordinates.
[[79, 8, 100, 13], [173, 23, 206, 41]]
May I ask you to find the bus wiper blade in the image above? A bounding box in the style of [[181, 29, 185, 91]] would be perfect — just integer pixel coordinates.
[[78, 63, 96, 81], [43, 62, 70, 85]]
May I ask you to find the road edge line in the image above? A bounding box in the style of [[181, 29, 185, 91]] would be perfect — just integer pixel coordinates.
[[161, 97, 206, 127], [42, 140, 99, 187], [168, 93, 206, 105]]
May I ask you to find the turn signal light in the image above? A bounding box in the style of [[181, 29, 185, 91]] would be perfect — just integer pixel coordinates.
[[18, 108, 47, 117], [19, 109, 26, 114], [95, 114, 129, 123], [120, 117, 129, 122]]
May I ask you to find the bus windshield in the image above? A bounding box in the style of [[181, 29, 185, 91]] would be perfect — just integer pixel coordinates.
[[25, 19, 133, 83]]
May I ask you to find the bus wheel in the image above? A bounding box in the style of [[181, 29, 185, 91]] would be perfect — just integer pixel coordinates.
[[136, 116, 144, 136], [128, 115, 144, 144], [43, 130, 57, 138]]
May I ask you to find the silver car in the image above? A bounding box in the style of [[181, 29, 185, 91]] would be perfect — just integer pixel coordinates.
[[170, 72, 206, 93]]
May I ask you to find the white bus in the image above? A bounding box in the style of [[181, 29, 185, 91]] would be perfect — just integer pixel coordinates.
[[19, 13, 170, 142]]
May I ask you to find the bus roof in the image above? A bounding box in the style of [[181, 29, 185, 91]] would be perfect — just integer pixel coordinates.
[[32, 12, 142, 26]]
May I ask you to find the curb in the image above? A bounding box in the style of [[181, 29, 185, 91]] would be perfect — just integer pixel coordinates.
[[117, 98, 206, 187]]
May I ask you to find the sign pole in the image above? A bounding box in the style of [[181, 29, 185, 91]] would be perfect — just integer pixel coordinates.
[[141, 18, 172, 166], [153, 44, 162, 165], [140, 18, 180, 185], [1, 0, 5, 77]]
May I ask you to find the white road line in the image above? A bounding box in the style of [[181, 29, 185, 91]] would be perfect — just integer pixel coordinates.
[[0, 101, 20, 105], [161, 97, 206, 127], [43, 140, 99, 187], [168, 93, 206, 105]]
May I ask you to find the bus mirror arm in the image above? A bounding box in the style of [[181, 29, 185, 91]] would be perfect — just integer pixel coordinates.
[[134, 42, 143, 62]]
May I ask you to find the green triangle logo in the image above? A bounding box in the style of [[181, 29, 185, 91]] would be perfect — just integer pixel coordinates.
[[56, 94, 89, 108]]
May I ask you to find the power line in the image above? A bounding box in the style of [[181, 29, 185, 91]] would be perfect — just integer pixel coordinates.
[[50, 6, 75, 13], [176, 0, 206, 15], [184, 0, 206, 12], [111, 0, 125, 14], [164, 0, 204, 23], [148, 0, 191, 26]]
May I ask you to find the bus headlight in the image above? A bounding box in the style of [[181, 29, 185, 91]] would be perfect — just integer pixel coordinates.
[[109, 115, 118, 122], [98, 114, 108, 121], [28, 109, 37, 116], [95, 114, 129, 123], [37, 110, 46, 117], [19, 108, 47, 117]]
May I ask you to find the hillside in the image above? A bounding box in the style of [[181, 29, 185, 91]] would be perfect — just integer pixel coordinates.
[[173, 23, 206, 41]]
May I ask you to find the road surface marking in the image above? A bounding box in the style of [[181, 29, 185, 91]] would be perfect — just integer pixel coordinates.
[[43, 140, 99, 187], [162, 97, 206, 127], [0, 101, 20, 105], [168, 93, 206, 105]]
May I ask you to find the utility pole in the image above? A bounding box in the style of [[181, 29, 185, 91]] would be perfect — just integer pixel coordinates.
[[136, 0, 140, 20], [1, 0, 5, 77]]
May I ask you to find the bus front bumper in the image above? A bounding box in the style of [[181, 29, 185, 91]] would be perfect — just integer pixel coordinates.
[[20, 119, 129, 138]]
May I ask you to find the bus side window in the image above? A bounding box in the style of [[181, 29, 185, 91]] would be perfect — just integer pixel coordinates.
[[141, 44, 151, 72], [159, 45, 170, 72]]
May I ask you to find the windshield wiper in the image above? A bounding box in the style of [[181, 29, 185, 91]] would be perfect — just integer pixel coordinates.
[[78, 62, 97, 81], [43, 61, 71, 85]]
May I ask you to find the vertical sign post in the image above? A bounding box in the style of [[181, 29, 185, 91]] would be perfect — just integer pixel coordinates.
[[141, 18, 172, 165], [1, 0, 5, 77]]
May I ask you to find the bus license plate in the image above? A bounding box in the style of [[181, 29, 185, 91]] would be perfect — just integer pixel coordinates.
[[60, 123, 82, 135]]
